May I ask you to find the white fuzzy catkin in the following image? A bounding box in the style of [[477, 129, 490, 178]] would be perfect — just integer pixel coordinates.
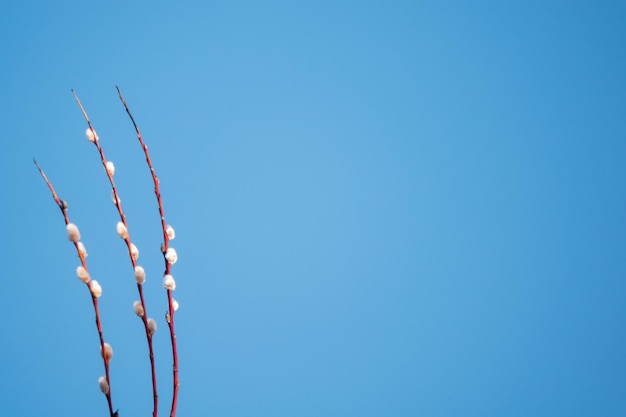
[[86, 128, 98, 142], [66, 223, 81, 242], [101, 343, 113, 360], [76, 266, 90, 283], [133, 301, 145, 317], [111, 191, 121, 205], [130, 243, 139, 260], [116, 222, 128, 239], [172, 298, 179, 311], [166, 225, 176, 240], [147, 318, 157, 335], [106, 161, 115, 176], [98, 376, 109, 395], [165, 248, 178, 265], [90, 280, 102, 298], [134, 265, 146, 284], [77, 241, 88, 257], [163, 274, 176, 290]]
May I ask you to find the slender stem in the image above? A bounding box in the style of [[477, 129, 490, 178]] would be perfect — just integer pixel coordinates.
[[71, 91, 160, 417], [116, 86, 180, 417], [34, 159, 114, 417]]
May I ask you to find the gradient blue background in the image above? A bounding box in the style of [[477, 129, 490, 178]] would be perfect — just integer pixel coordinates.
[[2, 1, 626, 416]]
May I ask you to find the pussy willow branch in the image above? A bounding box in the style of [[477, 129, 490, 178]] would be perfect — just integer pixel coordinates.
[[33, 159, 114, 417], [71, 90, 159, 417], [116, 86, 179, 417]]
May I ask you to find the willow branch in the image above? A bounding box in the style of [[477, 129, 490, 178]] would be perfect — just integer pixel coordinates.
[[116, 86, 180, 417], [71, 90, 160, 417], [34, 159, 114, 417]]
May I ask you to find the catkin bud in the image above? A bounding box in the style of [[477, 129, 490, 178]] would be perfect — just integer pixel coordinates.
[[133, 301, 145, 317], [98, 376, 109, 394], [130, 243, 139, 260], [116, 222, 128, 239], [106, 161, 115, 176], [111, 191, 121, 205], [163, 274, 176, 290], [76, 266, 90, 283], [100, 342, 113, 360], [165, 248, 178, 265], [77, 241, 88, 257], [147, 318, 157, 335], [86, 128, 98, 142], [172, 298, 179, 311], [90, 280, 102, 298], [134, 266, 146, 284], [66, 223, 80, 242], [166, 225, 176, 240]]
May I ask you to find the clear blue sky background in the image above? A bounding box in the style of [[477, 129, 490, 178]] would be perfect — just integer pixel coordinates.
[[2, 1, 625, 416]]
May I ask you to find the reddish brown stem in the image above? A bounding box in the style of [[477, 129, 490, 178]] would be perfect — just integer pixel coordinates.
[[71, 91, 160, 417], [34, 159, 114, 417], [116, 86, 179, 417]]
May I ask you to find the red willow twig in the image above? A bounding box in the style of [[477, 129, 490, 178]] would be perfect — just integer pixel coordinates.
[[71, 90, 160, 417], [116, 86, 180, 417], [33, 159, 115, 417]]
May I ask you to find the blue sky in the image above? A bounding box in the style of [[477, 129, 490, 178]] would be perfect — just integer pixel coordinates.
[[2, 1, 626, 416]]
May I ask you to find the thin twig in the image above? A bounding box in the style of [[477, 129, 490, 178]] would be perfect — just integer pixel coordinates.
[[71, 90, 160, 417], [34, 159, 114, 417], [116, 86, 180, 417]]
